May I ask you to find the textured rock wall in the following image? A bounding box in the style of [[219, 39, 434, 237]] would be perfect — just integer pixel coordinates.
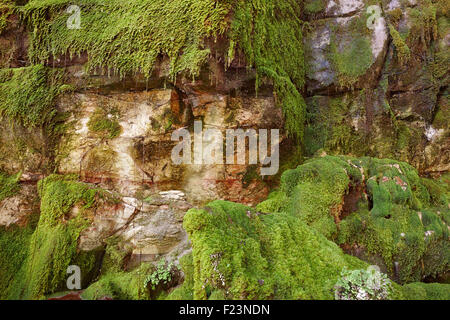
[[0, 0, 448, 298]]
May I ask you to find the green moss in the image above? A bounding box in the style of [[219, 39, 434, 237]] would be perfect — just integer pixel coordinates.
[[305, 0, 325, 14], [329, 36, 374, 88], [183, 200, 367, 300], [0, 65, 65, 127], [20, 0, 230, 79], [81, 263, 153, 300], [389, 24, 411, 65], [7, 174, 104, 299], [0, 1, 13, 34], [166, 254, 195, 300], [257, 156, 449, 284], [18, 0, 308, 140], [0, 171, 21, 202], [406, 0, 438, 48], [87, 106, 122, 139], [231, 0, 307, 140], [402, 282, 450, 300], [304, 95, 368, 157], [0, 217, 38, 299]]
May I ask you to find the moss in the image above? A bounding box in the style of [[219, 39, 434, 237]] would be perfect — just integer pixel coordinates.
[[0, 216, 38, 299], [0, 65, 65, 127], [402, 282, 450, 300], [7, 174, 104, 299], [257, 156, 449, 284], [0, 171, 21, 202], [304, 95, 368, 157], [387, 8, 403, 24], [432, 95, 449, 129], [230, 0, 307, 140], [81, 263, 153, 300], [329, 36, 374, 89], [87, 106, 122, 139], [389, 24, 411, 66], [183, 200, 367, 300], [0, 1, 13, 34], [18, 0, 307, 140], [305, 0, 325, 14], [406, 0, 438, 48], [166, 253, 195, 300]]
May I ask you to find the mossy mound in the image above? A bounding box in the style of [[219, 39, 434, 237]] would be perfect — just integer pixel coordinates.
[[402, 282, 450, 300], [257, 155, 449, 284], [183, 200, 367, 300], [5, 174, 106, 299]]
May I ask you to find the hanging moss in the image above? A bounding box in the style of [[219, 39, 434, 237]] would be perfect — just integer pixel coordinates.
[[7, 174, 104, 299], [230, 0, 307, 140], [0, 214, 38, 299], [0, 65, 66, 127], [19, 0, 307, 140], [0, 0, 13, 34], [20, 0, 231, 79]]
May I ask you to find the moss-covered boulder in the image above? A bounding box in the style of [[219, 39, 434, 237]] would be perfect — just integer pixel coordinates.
[[258, 155, 449, 284], [3, 174, 106, 299], [183, 200, 368, 300]]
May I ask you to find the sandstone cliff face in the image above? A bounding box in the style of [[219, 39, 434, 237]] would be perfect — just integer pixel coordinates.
[[0, 0, 448, 300]]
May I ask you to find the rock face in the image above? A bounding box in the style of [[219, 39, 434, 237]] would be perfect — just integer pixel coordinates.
[[0, 0, 448, 300]]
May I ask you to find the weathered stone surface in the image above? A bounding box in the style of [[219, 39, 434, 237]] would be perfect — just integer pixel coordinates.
[[0, 184, 38, 227], [78, 190, 192, 265]]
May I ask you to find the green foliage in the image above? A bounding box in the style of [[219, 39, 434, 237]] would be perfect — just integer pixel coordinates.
[[166, 253, 195, 300], [144, 258, 176, 291], [0, 171, 21, 202], [0, 65, 64, 127], [7, 174, 102, 299], [183, 200, 367, 300], [334, 267, 394, 300]]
